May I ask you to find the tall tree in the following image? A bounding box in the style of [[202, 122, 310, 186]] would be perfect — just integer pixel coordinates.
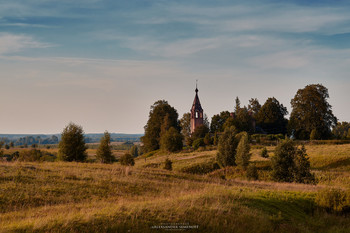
[[210, 111, 231, 133], [248, 98, 261, 118], [256, 97, 288, 134], [332, 122, 350, 139], [180, 112, 191, 141], [289, 84, 337, 139], [58, 123, 87, 162], [96, 131, 114, 163], [216, 127, 239, 167], [235, 132, 251, 169], [234, 96, 241, 114], [160, 127, 183, 152], [141, 100, 179, 152]]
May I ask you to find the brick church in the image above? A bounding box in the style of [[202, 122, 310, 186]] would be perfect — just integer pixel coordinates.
[[190, 85, 204, 133]]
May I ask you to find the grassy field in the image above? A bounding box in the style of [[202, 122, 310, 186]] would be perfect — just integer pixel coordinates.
[[0, 144, 350, 232]]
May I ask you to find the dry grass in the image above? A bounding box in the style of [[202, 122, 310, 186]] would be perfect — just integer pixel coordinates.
[[0, 144, 350, 232]]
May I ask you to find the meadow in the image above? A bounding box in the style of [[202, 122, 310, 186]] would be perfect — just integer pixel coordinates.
[[0, 143, 350, 232]]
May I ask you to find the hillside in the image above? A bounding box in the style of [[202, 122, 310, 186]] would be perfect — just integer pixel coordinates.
[[0, 144, 350, 232]]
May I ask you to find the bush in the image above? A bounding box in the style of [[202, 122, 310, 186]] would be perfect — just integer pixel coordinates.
[[119, 153, 135, 166], [17, 149, 56, 162], [246, 164, 259, 180], [181, 161, 220, 175], [192, 138, 204, 150], [261, 147, 269, 158], [164, 158, 172, 171], [315, 188, 350, 213], [130, 145, 139, 157]]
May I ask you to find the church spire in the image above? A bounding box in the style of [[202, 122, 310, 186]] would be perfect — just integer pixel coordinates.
[[190, 80, 204, 134]]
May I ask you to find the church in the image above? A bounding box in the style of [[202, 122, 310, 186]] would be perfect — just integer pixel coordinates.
[[190, 85, 204, 133]]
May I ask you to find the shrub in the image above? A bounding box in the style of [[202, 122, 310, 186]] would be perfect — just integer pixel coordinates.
[[120, 153, 135, 166], [261, 147, 268, 158], [17, 149, 56, 162], [130, 145, 139, 157], [235, 132, 251, 169], [246, 164, 259, 181], [192, 138, 204, 150], [181, 161, 220, 174], [315, 188, 350, 213], [164, 158, 172, 171], [203, 133, 212, 146]]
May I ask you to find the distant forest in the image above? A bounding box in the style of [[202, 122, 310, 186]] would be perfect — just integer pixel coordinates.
[[0, 133, 142, 146]]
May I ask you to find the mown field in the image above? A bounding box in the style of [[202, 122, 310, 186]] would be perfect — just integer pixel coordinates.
[[0, 143, 350, 232]]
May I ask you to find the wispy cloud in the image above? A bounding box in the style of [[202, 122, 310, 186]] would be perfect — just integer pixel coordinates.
[[0, 33, 54, 55]]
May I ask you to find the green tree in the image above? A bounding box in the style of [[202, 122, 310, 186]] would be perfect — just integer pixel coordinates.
[[246, 164, 259, 181], [234, 96, 241, 113], [191, 124, 209, 141], [256, 97, 288, 134], [216, 127, 239, 167], [141, 100, 179, 152], [180, 112, 191, 138], [203, 133, 212, 146], [192, 138, 204, 150], [293, 145, 315, 183], [96, 131, 114, 163], [160, 127, 183, 152], [310, 129, 321, 140], [332, 122, 350, 139], [271, 140, 296, 182], [213, 132, 219, 146], [119, 153, 135, 166], [271, 140, 314, 183], [210, 111, 231, 133], [58, 123, 87, 162], [235, 132, 251, 169], [130, 145, 139, 157], [248, 98, 261, 118], [289, 84, 337, 139]]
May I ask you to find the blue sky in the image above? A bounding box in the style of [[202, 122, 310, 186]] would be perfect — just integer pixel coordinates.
[[0, 0, 349, 134]]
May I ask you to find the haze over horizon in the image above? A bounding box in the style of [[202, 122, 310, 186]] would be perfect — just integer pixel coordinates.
[[1, 0, 349, 134]]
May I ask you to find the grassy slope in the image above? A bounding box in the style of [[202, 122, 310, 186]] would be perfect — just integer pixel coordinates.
[[0, 144, 350, 232]]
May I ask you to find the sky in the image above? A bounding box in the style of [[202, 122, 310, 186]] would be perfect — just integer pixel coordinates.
[[0, 0, 349, 134]]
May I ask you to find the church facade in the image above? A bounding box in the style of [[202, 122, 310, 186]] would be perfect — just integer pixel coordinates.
[[190, 86, 204, 134]]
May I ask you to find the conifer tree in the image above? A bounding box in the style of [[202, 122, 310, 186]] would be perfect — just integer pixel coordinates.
[[216, 126, 239, 167], [96, 131, 114, 163], [235, 132, 251, 169], [130, 145, 139, 157]]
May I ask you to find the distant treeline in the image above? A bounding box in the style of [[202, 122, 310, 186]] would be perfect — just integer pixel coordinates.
[[0, 133, 142, 146]]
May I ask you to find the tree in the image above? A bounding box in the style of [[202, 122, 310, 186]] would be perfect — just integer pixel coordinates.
[[191, 124, 209, 141], [289, 84, 337, 139], [293, 145, 315, 183], [203, 113, 210, 129], [141, 100, 179, 152], [9, 142, 14, 148], [96, 131, 114, 163], [310, 128, 321, 140], [203, 133, 212, 146], [271, 140, 296, 182], [216, 127, 239, 167], [234, 96, 241, 113], [233, 107, 254, 133], [248, 98, 261, 118], [210, 111, 231, 133], [271, 140, 314, 183], [180, 112, 191, 143], [130, 145, 139, 157], [256, 97, 288, 134], [58, 123, 87, 162], [332, 122, 350, 139], [120, 153, 135, 166], [160, 127, 183, 152], [235, 132, 251, 169]]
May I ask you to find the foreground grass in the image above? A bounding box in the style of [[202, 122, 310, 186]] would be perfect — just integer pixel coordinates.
[[1, 143, 350, 232]]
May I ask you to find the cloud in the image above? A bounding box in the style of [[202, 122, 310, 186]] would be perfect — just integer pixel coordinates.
[[0, 33, 53, 55]]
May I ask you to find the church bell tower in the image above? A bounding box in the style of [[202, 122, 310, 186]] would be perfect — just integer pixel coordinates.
[[190, 82, 204, 134]]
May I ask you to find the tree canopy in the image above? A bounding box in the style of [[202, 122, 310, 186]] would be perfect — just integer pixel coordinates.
[[96, 131, 114, 163], [141, 100, 179, 152], [210, 111, 231, 133], [289, 84, 337, 139], [58, 123, 87, 162], [256, 97, 288, 134]]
